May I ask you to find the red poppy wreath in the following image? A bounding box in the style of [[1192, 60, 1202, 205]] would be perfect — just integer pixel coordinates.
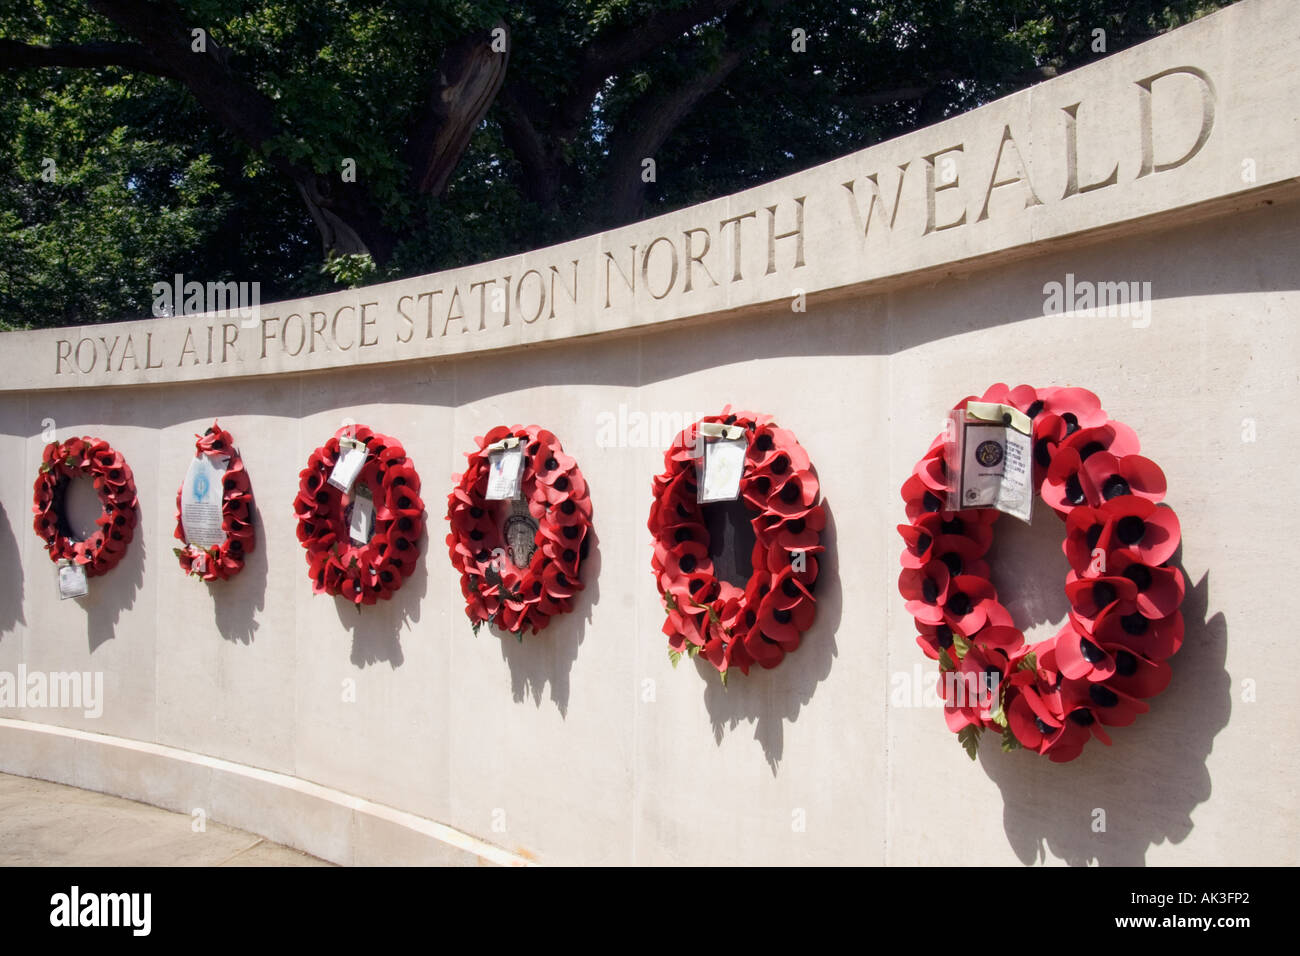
[[172, 422, 255, 581], [294, 425, 424, 605], [899, 384, 1184, 763], [446, 425, 592, 637], [649, 408, 823, 683], [32, 436, 139, 576]]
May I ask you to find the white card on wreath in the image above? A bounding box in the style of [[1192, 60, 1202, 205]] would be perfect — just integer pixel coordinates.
[[698, 436, 747, 503], [485, 445, 524, 500], [57, 562, 88, 600], [349, 485, 374, 545], [329, 439, 367, 492], [180, 453, 229, 548]]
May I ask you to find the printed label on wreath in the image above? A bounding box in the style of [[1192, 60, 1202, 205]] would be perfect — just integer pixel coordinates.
[[698, 436, 747, 503], [181, 453, 229, 547], [328, 438, 367, 492], [485, 444, 524, 500], [348, 485, 374, 545], [948, 405, 1033, 522], [57, 561, 88, 600]]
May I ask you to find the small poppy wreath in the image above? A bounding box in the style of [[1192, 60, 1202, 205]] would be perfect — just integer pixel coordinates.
[[446, 425, 592, 637], [649, 408, 823, 683], [294, 425, 425, 605], [172, 422, 256, 581], [899, 384, 1184, 763], [32, 436, 138, 575]]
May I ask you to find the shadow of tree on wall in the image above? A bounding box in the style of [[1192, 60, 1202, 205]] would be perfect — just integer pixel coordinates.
[[334, 528, 428, 669], [697, 496, 842, 775], [213, 498, 268, 645], [981, 566, 1229, 865], [491, 521, 599, 718], [82, 506, 146, 653], [0, 503, 24, 639]]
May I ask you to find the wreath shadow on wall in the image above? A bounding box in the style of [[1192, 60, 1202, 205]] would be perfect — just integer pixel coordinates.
[[83, 509, 145, 654], [334, 526, 429, 669], [979, 519, 1229, 865], [0, 502, 24, 640], [212, 498, 268, 646], [695, 496, 842, 776], [489, 521, 601, 718]]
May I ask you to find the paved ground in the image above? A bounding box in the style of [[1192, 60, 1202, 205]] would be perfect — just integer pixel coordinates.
[[0, 772, 332, 866]]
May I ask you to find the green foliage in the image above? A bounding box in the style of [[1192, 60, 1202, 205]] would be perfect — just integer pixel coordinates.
[[958, 724, 981, 761], [0, 0, 1229, 328]]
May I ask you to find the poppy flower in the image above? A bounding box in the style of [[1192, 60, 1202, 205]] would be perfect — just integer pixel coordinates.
[[899, 561, 951, 626], [1093, 607, 1184, 661], [1065, 573, 1138, 634], [1097, 496, 1182, 567], [1079, 452, 1167, 506], [1107, 550, 1185, 619]]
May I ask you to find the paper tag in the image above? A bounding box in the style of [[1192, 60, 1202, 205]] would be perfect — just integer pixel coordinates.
[[349, 485, 374, 545], [485, 444, 524, 500], [57, 561, 88, 600], [180, 453, 229, 548], [698, 436, 747, 503], [328, 438, 367, 492], [948, 404, 1033, 522]]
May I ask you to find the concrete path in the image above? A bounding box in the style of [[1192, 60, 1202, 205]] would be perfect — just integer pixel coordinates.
[[0, 772, 332, 866]]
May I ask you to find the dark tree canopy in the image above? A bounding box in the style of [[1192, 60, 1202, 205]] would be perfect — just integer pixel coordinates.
[[0, 0, 1231, 329]]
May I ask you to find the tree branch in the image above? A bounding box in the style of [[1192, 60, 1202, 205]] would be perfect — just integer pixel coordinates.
[[85, 0, 395, 260], [601, 2, 788, 225], [405, 23, 509, 197], [0, 38, 175, 76]]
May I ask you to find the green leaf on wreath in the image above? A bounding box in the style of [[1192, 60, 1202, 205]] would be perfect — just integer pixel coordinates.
[[669, 648, 682, 668], [664, 592, 678, 611], [1017, 651, 1038, 673], [719, 668, 728, 688], [957, 724, 981, 761], [938, 648, 956, 673], [172, 547, 185, 559], [1000, 727, 1022, 752], [471, 620, 482, 637], [989, 698, 1008, 729], [952, 631, 971, 659], [687, 643, 700, 658]]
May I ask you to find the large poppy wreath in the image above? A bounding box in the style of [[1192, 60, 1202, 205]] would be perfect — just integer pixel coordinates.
[[649, 408, 824, 683], [172, 422, 256, 581], [294, 424, 424, 605], [446, 425, 593, 637], [32, 436, 139, 576], [899, 384, 1184, 763]]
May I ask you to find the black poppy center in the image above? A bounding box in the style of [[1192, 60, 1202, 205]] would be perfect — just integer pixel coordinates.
[[939, 552, 963, 576], [678, 553, 698, 573], [1064, 474, 1086, 506], [935, 625, 954, 648], [921, 578, 939, 603], [1102, 475, 1130, 500], [1089, 685, 1119, 708], [1122, 563, 1153, 590], [1092, 581, 1117, 609], [1117, 515, 1146, 545], [1079, 637, 1106, 664], [945, 591, 971, 616], [1120, 612, 1148, 635]]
